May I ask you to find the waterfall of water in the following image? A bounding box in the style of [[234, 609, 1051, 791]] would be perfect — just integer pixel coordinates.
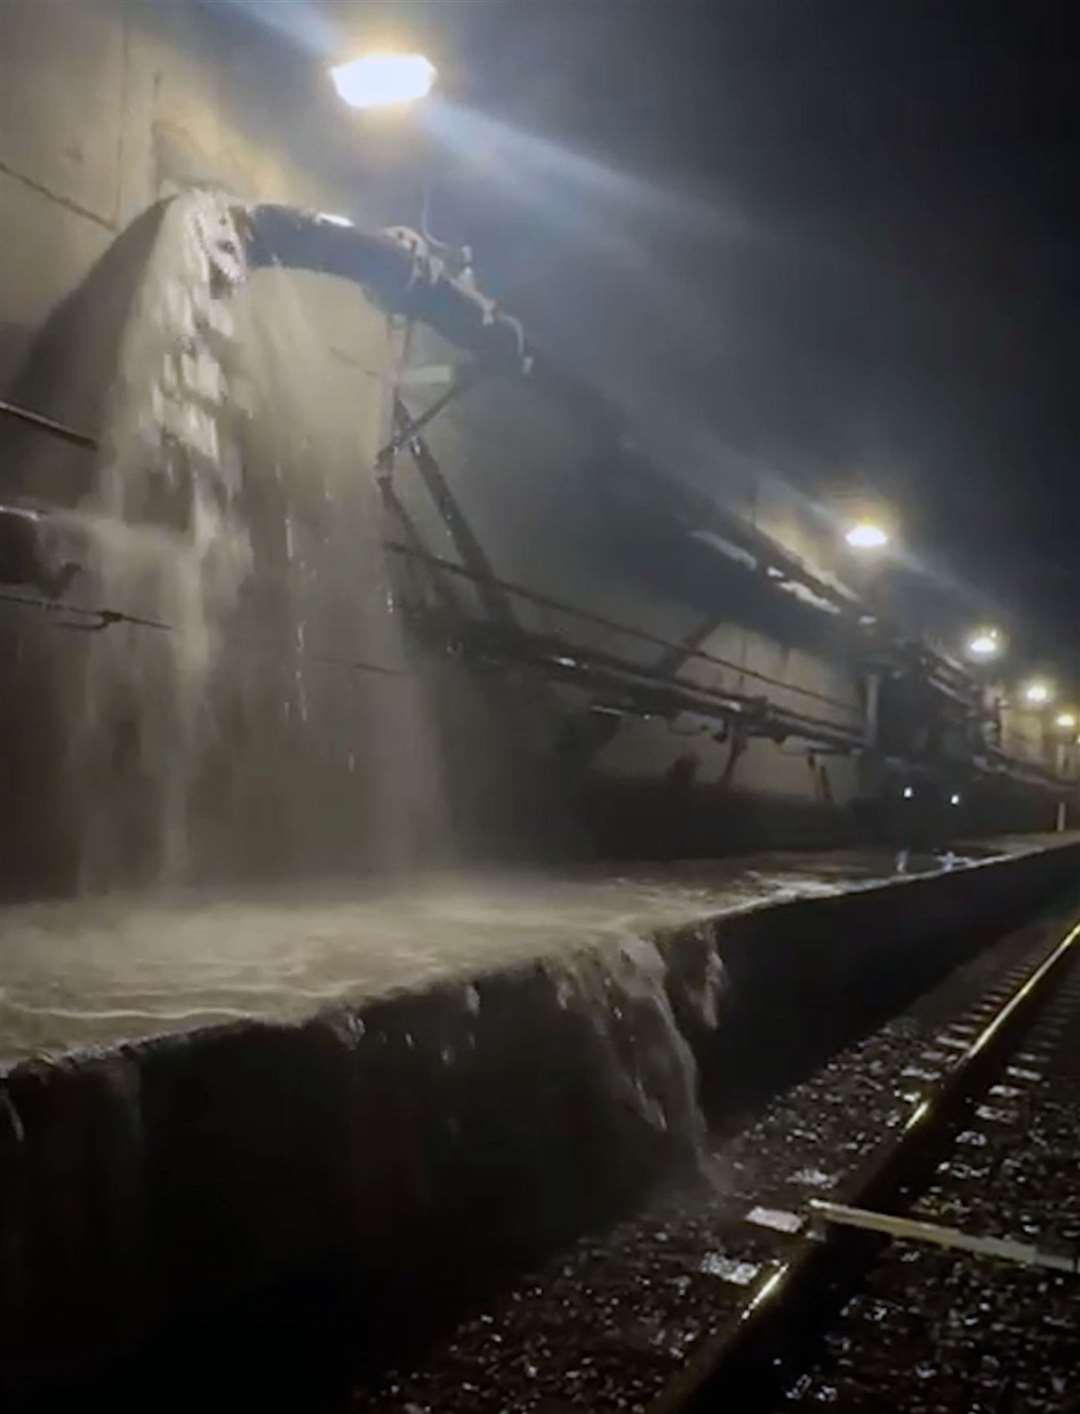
[[63, 193, 251, 888], [55, 189, 446, 892], [547, 930, 713, 1167]]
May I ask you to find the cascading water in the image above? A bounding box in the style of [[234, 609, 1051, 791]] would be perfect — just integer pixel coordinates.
[[63, 193, 252, 888], [0, 190, 734, 1396], [3, 183, 718, 1188], [547, 930, 711, 1164], [49, 190, 447, 891]]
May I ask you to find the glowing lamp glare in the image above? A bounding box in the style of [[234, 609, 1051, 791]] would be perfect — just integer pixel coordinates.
[[967, 630, 1000, 659], [330, 53, 437, 109], [845, 522, 889, 550]]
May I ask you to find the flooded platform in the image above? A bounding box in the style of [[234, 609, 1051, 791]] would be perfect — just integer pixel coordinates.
[[3, 834, 1079, 1404], [0, 837, 1066, 1068]]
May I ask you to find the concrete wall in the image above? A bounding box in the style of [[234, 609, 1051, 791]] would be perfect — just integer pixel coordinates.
[[393, 349, 866, 842], [0, 0, 1043, 871], [0, 0, 412, 421]]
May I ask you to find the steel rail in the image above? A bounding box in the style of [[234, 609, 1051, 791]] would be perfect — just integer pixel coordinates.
[[649, 911, 1080, 1413]]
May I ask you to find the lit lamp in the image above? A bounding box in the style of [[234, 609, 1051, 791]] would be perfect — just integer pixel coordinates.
[[1023, 681, 1053, 707], [967, 627, 1001, 660], [330, 52, 437, 110], [1054, 711, 1077, 730], [844, 521, 890, 551]]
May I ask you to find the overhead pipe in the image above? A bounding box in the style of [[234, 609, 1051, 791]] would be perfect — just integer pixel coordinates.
[[238, 204, 627, 450], [239, 205, 532, 374], [239, 208, 867, 633]]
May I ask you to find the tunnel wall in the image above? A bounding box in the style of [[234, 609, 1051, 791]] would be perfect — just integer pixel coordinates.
[[2, 840, 1078, 1401], [0, 0, 413, 408], [1, 0, 870, 877], [387, 347, 869, 854], [0, 0, 1064, 879]]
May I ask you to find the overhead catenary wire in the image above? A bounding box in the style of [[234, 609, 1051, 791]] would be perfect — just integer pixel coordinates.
[[379, 538, 862, 716]]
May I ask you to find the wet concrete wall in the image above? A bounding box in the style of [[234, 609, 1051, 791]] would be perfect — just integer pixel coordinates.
[[2, 0, 1066, 883], [0, 0, 413, 404], [2, 841, 1078, 1404], [0, 0, 881, 881], [388, 345, 868, 850]]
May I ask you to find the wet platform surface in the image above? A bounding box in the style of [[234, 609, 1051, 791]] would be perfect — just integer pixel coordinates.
[[0, 836, 1072, 1067]]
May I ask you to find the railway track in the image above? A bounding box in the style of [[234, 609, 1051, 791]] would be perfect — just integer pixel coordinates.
[[653, 915, 1080, 1413], [763, 953, 1080, 1412], [355, 901, 1080, 1413]]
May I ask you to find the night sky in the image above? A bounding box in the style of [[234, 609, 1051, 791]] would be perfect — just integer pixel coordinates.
[[330, 1, 1079, 663]]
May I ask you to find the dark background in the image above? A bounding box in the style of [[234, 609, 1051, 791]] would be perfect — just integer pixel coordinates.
[[303, 0, 1078, 664]]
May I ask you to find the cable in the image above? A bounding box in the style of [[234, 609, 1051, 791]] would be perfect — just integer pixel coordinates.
[[0, 398, 98, 451], [0, 589, 168, 632], [0, 590, 405, 678], [380, 539, 862, 717], [0, 502, 851, 714]]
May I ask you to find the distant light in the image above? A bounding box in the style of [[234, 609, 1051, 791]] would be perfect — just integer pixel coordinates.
[[317, 212, 354, 228], [949, 792, 962, 807], [967, 628, 1001, 659], [330, 52, 437, 109], [845, 522, 890, 551], [1023, 681, 1053, 706], [1055, 712, 1077, 730], [902, 785, 915, 800]]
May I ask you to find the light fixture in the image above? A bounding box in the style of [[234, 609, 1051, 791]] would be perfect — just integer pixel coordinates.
[[902, 785, 915, 800], [967, 628, 1001, 660], [330, 52, 437, 109], [949, 792, 962, 807], [845, 522, 890, 551], [1055, 711, 1077, 730], [1023, 681, 1053, 706]]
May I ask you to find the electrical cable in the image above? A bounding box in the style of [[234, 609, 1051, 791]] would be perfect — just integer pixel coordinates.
[[380, 539, 862, 716], [0, 589, 405, 678], [0, 398, 98, 451]]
